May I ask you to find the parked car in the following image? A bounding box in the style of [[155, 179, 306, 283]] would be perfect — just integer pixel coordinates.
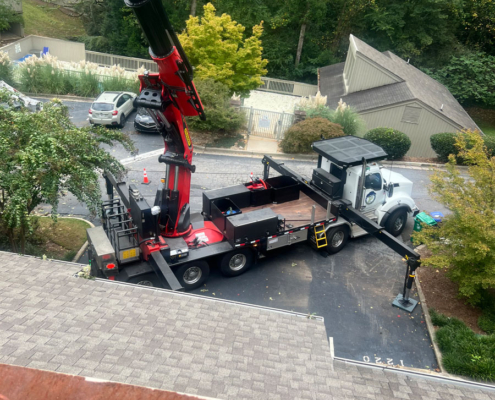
[[88, 91, 136, 127], [0, 80, 43, 112], [134, 107, 159, 133]]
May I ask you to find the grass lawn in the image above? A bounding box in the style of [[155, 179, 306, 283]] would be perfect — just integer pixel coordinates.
[[22, 0, 85, 39], [25, 217, 90, 261], [431, 310, 495, 382]]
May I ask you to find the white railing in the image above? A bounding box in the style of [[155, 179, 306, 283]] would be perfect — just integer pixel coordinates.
[[85, 50, 158, 72], [258, 77, 317, 97]]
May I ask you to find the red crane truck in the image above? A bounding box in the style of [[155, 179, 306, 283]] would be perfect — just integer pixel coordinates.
[[86, 0, 421, 312]]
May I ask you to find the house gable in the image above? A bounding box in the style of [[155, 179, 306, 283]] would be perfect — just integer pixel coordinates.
[[344, 36, 402, 94]]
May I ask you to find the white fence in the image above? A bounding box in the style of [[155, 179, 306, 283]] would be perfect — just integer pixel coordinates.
[[258, 77, 317, 97], [85, 50, 158, 73], [242, 106, 295, 139]]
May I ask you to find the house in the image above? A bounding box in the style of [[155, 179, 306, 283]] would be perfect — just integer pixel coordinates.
[[318, 35, 479, 158], [0, 0, 24, 45], [2, 251, 495, 399]]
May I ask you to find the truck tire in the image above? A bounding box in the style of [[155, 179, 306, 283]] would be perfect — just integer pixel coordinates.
[[175, 260, 209, 290], [219, 249, 254, 277], [385, 209, 408, 237], [326, 226, 349, 254], [127, 272, 163, 288]]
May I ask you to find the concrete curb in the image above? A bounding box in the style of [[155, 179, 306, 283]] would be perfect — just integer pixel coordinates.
[[413, 250, 445, 374], [27, 93, 95, 102], [69, 217, 95, 263]]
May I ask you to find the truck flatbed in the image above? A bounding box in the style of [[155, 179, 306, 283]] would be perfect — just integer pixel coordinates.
[[241, 192, 333, 229]]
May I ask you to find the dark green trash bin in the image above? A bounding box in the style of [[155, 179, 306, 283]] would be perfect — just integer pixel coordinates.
[[412, 212, 437, 243]]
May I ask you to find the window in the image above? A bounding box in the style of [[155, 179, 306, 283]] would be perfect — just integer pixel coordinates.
[[92, 103, 113, 111], [116, 96, 125, 108], [401, 106, 422, 124], [365, 173, 382, 190], [122, 94, 131, 102]]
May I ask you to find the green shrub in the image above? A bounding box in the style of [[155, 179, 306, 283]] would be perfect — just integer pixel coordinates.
[[186, 79, 246, 134], [479, 312, 495, 335], [430, 132, 458, 162], [300, 104, 333, 120], [331, 106, 365, 136], [431, 310, 495, 381], [364, 127, 411, 159], [280, 118, 345, 154], [431, 132, 494, 162], [0, 51, 14, 85]]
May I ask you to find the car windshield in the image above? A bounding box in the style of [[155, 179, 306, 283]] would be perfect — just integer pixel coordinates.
[[137, 107, 148, 116], [92, 102, 114, 111]]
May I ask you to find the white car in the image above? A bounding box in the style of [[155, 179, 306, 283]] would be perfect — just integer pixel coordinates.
[[0, 80, 43, 112], [88, 91, 136, 127]]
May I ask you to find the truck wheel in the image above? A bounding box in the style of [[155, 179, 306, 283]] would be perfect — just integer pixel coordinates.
[[385, 209, 408, 237], [220, 249, 254, 277], [175, 261, 209, 290], [326, 226, 349, 254], [127, 273, 163, 288]]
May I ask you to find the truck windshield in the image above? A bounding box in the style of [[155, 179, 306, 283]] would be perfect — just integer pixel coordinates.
[[365, 173, 382, 190], [92, 103, 114, 111]]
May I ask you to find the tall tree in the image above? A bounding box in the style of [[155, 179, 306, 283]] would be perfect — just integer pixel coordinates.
[[178, 3, 268, 96]]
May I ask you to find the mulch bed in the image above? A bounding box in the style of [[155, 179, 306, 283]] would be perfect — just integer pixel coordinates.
[[417, 266, 484, 334]]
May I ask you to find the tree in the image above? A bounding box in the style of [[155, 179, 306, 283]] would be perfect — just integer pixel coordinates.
[[0, 90, 134, 253], [413, 130, 495, 304], [0, 0, 23, 32], [178, 2, 268, 97]]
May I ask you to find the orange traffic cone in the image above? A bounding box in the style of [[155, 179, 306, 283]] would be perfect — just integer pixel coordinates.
[[142, 168, 151, 185]]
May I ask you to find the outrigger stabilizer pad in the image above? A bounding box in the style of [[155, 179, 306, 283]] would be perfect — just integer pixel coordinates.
[[392, 294, 418, 313]]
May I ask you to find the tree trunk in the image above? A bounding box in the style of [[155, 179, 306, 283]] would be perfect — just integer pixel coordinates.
[[190, 0, 197, 16], [295, 23, 307, 68]]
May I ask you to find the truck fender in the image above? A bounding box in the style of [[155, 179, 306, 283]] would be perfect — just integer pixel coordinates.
[[326, 219, 352, 232], [379, 204, 411, 227]]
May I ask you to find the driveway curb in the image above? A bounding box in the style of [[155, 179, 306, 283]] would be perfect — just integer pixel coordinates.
[[413, 249, 446, 374]]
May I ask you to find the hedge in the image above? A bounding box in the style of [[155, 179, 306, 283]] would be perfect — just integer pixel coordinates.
[[430, 132, 495, 162], [363, 128, 411, 159], [280, 118, 345, 154]]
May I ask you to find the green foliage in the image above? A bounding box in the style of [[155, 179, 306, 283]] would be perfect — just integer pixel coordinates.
[[430, 132, 495, 162], [178, 3, 268, 97], [331, 106, 365, 136], [301, 104, 334, 120], [280, 117, 344, 153], [478, 312, 495, 335], [430, 132, 458, 162], [430, 309, 495, 381], [424, 53, 495, 107], [186, 79, 246, 133], [364, 128, 411, 159], [0, 51, 14, 85], [0, 0, 23, 31], [413, 131, 495, 305], [16, 56, 139, 97], [0, 89, 134, 253]]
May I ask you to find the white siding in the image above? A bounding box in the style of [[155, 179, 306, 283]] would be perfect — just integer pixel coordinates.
[[358, 102, 460, 158], [347, 55, 399, 94]]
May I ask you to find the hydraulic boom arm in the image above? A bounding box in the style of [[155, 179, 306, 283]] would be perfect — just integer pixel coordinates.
[[125, 0, 204, 237]]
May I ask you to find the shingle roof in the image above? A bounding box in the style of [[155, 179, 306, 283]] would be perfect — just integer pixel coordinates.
[[318, 35, 479, 131], [1, 251, 495, 399]]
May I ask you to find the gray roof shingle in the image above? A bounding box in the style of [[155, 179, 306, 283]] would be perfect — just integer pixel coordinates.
[[1, 251, 495, 399], [319, 35, 479, 131]]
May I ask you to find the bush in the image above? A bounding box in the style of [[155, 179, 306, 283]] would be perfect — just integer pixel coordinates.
[[331, 106, 365, 136], [186, 79, 246, 134], [280, 118, 345, 154], [364, 128, 411, 159], [0, 51, 14, 85], [431, 132, 494, 162], [430, 310, 495, 381], [479, 312, 495, 335], [430, 132, 458, 162]]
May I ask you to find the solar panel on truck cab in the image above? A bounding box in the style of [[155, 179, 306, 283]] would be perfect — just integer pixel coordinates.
[[312, 136, 388, 167]]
